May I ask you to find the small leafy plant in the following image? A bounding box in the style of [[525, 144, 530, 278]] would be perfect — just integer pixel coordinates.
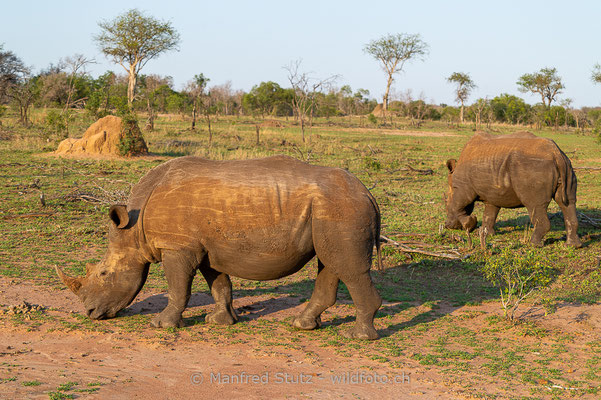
[[118, 113, 148, 156], [367, 113, 378, 125], [480, 248, 557, 320]]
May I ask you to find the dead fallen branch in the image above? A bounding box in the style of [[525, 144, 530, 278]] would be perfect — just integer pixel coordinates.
[[63, 186, 129, 205], [404, 165, 434, 175], [387, 165, 434, 175], [380, 235, 465, 260], [577, 211, 601, 227], [574, 166, 601, 171]]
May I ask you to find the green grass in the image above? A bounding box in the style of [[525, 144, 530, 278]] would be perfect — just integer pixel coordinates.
[[2, 108, 601, 398]]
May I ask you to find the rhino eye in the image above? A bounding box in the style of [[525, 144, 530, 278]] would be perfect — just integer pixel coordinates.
[[99, 271, 108, 277]]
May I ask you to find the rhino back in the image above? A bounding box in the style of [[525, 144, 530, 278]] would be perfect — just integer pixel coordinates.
[[454, 134, 564, 207], [141, 156, 375, 279]]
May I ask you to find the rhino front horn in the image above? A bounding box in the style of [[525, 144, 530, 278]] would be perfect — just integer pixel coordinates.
[[55, 266, 82, 295]]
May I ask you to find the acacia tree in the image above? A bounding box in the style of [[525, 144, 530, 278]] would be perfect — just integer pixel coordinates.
[[0, 45, 27, 104], [471, 98, 491, 130], [184, 73, 209, 130], [284, 59, 338, 142], [9, 73, 37, 126], [94, 9, 180, 108], [363, 33, 428, 111], [447, 72, 476, 123], [517, 67, 563, 108]]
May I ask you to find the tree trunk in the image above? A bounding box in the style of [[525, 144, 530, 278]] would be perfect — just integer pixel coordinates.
[[383, 74, 394, 111], [191, 101, 197, 129], [206, 114, 212, 146], [460, 102, 464, 123], [255, 125, 260, 146], [146, 98, 155, 131], [127, 65, 137, 108]]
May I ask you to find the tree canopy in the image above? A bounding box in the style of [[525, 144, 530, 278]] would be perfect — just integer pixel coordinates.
[[447, 72, 476, 122], [94, 9, 180, 106], [364, 33, 429, 111], [517, 67, 563, 108]]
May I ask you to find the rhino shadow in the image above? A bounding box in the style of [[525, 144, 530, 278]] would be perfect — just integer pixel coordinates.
[[488, 206, 601, 245], [120, 257, 502, 337], [120, 291, 214, 316], [119, 278, 315, 320], [368, 259, 499, 338]]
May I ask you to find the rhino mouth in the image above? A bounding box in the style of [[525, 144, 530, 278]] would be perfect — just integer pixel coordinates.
[[87, 307, 118, 320], [87, 308, 108, 320]]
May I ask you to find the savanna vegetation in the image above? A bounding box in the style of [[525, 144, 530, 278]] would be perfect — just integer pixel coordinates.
[[2, 105, 601, 398], [2, 8, 601, 400]]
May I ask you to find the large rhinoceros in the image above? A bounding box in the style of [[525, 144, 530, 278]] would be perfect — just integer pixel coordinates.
[[444, 131, 581, 247], [57, 155, 383, 339]]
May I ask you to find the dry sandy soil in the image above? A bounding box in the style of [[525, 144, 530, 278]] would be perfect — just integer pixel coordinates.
[[1, 277, 600, 399], [0, 278, 454, 399]]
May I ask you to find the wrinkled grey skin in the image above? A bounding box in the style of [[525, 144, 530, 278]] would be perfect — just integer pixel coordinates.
[[444, 131, 582, 247], [58, 155, 383, 340]]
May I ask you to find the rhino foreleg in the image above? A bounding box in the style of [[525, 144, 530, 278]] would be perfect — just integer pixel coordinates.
[[482, 203, 500, 236], [200, 265, 238, 325], [293, 259, 339, 330], [151, 250, 198, 328]]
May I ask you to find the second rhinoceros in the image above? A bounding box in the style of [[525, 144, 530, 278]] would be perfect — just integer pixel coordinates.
[[57, 155, 383, 339], [444, 131, 581, 247]]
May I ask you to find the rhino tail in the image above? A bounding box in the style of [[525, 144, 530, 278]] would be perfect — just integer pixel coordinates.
[[366, 192, 383, 271], [555, 149, 575, 207]]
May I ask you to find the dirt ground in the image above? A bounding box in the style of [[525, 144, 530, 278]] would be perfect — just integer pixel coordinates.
[[2, 277, 600, 399], [0, 278, 459, 399]]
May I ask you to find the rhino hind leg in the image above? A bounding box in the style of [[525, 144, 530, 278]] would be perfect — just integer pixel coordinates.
[[200, 265, 238, 325], [151, 250, 198, 328], [338, 272, 381, 340], [553, 194, 582, 248], [293, 259, 339, 331], [527, 204, 551, 247]]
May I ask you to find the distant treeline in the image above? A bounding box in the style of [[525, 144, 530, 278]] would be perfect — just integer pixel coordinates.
[[1, 66, 600, 132]]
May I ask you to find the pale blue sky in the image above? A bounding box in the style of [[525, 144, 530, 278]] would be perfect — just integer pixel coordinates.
[[2, 0, 600, 107]]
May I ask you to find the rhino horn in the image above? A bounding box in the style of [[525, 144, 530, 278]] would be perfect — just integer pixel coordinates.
[[55, 266, 83, 295]]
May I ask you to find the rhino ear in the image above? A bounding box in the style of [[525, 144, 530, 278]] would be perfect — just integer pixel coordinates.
[[446, 159, 457, 173], [109, 205, 129, 229]]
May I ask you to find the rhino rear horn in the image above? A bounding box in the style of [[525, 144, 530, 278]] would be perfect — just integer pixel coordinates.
[[56, 266, 82, 295], [109, 205, 129, 229], [446, 159, 457, 173]]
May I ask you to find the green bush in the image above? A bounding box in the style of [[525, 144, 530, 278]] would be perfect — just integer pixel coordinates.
[[367, 113, 378, 125], [45, 110, 68, 137], [118, 113, 148, 156], [362, 156, 382, 171], [480, 248, 557, 320]]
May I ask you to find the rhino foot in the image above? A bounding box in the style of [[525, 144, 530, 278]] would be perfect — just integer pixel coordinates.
[[529, 238, 544, 248], [340, 324, 379, 340], [206, 308, 237, 325], [151, 310, 184, 328], [567, 237, 583, 248], [292, 315, 322, 330]]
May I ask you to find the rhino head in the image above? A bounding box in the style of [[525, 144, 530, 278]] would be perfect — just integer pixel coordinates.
[[444, 159, 477, 232], [56, 205, 150, 320]]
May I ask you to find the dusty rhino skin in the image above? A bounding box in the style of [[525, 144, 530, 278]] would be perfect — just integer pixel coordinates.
[[444, 131, 581, 247], [57, 155, 383, 339]]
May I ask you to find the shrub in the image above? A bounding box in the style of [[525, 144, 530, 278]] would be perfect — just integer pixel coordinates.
[[367, 113, 378, 125], [45, 110, 68, 137], [480, 248, 557, 320], [118, 113, 148, 156], [362, 156, 382, 171]]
